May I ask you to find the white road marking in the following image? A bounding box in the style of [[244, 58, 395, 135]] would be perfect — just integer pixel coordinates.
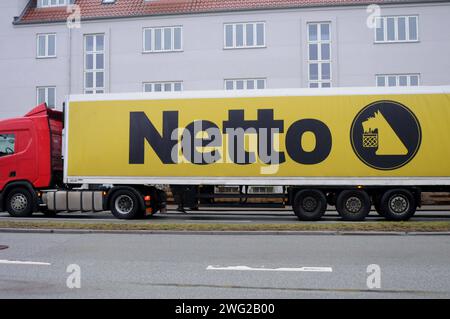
[[0, 260, 51, 266], [206, 265, 332, 272]]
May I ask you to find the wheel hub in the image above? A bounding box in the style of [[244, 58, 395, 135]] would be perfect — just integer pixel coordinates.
[[345, 196, 362, 213], [389, 195, 409, 214], [115, 195, 134, 215], [10, 194, 28, 212], [302, 196, 318, 212]]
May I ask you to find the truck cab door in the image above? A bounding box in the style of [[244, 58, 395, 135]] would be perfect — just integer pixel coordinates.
[[0, 133, 17, 190]]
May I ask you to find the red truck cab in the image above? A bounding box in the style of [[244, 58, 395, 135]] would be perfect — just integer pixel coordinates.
[[0, 104, 63, 216]]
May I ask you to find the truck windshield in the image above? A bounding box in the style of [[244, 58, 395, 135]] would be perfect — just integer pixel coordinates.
[[0, 134, 15, 157]]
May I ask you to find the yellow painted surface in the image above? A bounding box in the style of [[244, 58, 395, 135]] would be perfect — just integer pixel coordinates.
[[67, 94, 450, 177]]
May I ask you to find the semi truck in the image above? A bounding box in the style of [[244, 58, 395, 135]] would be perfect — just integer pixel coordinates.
[[0, 86, 449, 221]]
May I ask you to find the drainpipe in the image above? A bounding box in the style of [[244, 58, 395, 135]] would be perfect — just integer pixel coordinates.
[[68, 26, 72, 96]]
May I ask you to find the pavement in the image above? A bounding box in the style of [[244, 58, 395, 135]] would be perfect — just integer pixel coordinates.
[[0, 232, 449, 299], [1, 205, 450, 224]]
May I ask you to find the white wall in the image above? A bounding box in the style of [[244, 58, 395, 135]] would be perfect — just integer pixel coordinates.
[[0, 2, 449, 119]]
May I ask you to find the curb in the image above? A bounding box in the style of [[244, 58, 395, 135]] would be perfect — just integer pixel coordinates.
[[1, 228, 450, 236]]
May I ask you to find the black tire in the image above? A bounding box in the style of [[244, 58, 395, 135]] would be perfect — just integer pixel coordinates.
[[293, 189, 327, 221], [109, 190, 142, 220], [6, 188, 34, 217], [336, 190, 371, 221], [373, 194, 385, 217], [374, 201, 385, 217], [380, 189, 416, 221]]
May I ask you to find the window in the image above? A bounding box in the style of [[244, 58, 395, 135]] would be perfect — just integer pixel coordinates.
[[37, 87, 56, 108], [308, 22, 332, 88], [37, 0, 74, 8], [0, 134, 15, 157], [143, 82, 183, 92], [375, 16, 418, 43], [224, 22, 265, 49], [143, 26, 182, 52], [37, 34, 56, 58], [84, 34, 105, 94], [376, 74, 420, 87], [224, 79, 266, 90]]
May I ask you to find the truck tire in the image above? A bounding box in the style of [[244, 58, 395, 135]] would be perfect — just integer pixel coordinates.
[[293, 189, 327, 221], [374, 202, 385, 217], [373, 194, 385, 217], [6, 188, 34, 217], [110, 190, 142, 220], [336, 190, 371, 221], [379, 189, 416, 221]]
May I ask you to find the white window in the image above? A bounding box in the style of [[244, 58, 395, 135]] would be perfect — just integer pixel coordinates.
[[37, 87, 56, 108], [37, 0, 74, 8], [224, 79, 266, 90], [376, 74, 420, 87], [308, 22, 332, 88], [84, 34, 105, 94], [143, 82, 183, 92], [224, 22, 265, 49], [375, 16, 418, 43], [143, 26, 182, 52], [37, 34, 56, 58]]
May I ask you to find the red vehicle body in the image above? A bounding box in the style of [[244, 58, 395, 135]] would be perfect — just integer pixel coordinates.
[[0, 104, 63, 214]]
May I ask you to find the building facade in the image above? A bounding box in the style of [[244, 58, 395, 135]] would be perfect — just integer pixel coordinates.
[[0, 0, 449, 118]]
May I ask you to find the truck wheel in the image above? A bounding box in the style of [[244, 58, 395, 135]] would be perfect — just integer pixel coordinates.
[[336, 190, 371, 221], [293, 189, 327, 221], [380, 189, 416, 221], [6, 188, 34, 217], [110, 190, 141, 220], [373, 194, 385, 217], [374, 201, 385, 217]]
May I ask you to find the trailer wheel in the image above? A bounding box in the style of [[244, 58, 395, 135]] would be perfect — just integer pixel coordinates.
[[380, 189, 416, 221], [110, 190, 141, 220], [6, 188, 34, 217], [374, 201, 385, 217], [373, 194, 385, 217], [336, 190, 371, 221], [293, 189, 327, 221]]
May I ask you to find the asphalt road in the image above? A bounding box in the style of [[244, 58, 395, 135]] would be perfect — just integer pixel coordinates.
[[1, 206, 450, 224], [0, 232, 450, 299]]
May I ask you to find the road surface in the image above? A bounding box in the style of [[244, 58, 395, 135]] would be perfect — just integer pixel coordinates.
[[1, 206, 450, 224], [0, 232, 449, 298]]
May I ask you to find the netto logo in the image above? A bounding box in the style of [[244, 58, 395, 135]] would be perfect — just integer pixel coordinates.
[[351, 101, 421, 170]]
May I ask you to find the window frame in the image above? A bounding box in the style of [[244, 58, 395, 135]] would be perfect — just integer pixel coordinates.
[[36, 86, 56, 108], [37, 0, 74, 8], [307, 22, 332, 88], [224, 78, 267, 90], [223, 22, 266, 49], [142, 26, 183, 53], [143, 81, 184, 92], [36, 33, 57, 59], [374, 15, 419, 43], [84, 34, 106, 95], [375, 74, 421, 87]]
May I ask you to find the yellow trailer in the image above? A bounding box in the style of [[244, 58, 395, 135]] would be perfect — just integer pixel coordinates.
[[64, 86, 450, 221]]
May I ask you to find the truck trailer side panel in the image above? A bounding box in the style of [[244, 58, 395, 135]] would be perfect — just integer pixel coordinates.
[[64, 87, 450, 186]]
